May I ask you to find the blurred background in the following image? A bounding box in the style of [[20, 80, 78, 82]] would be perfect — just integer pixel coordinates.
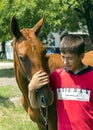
[[0, 0, 93, 61]]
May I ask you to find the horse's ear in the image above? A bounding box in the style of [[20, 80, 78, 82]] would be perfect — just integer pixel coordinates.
[[10, 16, 22, 39], [33, 16, 45, 36]]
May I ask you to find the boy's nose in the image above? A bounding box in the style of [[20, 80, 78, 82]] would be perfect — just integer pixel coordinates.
[[63, 58, 69, 65]]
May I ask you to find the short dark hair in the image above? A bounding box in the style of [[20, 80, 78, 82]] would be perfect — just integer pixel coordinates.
[[60, 34, 85, 55]]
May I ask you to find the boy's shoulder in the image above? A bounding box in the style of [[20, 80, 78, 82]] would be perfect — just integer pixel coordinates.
[[87, 66, 93, 73], [50, 67, 64, 76], [55, 67, 64, 73], [50, 66, 93, 76], [82, 66, 93, 74]]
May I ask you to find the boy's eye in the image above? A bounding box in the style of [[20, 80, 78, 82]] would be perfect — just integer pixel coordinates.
[[62, 56, 75, 61]]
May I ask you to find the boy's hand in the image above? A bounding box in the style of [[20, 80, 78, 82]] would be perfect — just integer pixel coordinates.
[[28, 70, 49, 91]]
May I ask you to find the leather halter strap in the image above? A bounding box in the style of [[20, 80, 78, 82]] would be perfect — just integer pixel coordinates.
[[14, 45, 30, 81]]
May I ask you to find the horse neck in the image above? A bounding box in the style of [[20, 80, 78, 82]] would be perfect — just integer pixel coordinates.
[[42, 56, 50, 74]]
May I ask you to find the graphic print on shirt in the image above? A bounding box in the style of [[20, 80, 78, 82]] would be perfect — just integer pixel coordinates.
[[57, 87, 90, 101]]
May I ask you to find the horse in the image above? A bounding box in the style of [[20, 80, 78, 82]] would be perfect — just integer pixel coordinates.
[[10, 16, 63, 130], [10, 16, 93, 130]]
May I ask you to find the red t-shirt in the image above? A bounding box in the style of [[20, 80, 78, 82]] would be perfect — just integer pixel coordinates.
[[49, 66, 93, 130]]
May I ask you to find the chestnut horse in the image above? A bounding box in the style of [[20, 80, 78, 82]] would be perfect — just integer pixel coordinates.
[[10, 16, 93, 130]]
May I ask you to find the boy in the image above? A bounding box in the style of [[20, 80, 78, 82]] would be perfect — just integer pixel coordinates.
[[28, 34, 93, 130]]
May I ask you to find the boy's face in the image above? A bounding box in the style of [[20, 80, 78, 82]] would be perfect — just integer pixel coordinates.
[[61, 52, 84, 73]]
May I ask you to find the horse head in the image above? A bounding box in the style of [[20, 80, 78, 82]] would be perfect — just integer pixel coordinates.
[[10, 16, 54, 108]]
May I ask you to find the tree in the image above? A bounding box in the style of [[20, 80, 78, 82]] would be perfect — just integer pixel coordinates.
[[57, 0, 93, 46], [0, 0, 37, 42], [74, 0, 93, 46], [0, 0, 93, 47]]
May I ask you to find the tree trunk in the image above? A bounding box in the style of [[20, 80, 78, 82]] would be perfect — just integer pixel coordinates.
[[82, 0, 93, 49], [86, 19, 93, 48]]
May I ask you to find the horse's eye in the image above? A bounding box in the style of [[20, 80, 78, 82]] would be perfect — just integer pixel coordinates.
[[19, 56, 26, 62]]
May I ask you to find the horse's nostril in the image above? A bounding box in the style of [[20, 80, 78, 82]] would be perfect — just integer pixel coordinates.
[[41, 96, 46, 104]]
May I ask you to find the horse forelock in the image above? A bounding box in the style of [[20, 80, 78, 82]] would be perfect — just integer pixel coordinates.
[[19, 29, 46, 55]]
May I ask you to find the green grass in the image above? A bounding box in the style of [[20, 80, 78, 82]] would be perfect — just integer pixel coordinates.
[[0, 68, 14, 77], [0, 59, 13, 62], [0, 62, 38, 130], [0, 85, 38, 130]]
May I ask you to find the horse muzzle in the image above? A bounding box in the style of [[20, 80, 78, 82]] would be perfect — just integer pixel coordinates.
[[35, 85, 54, 108]]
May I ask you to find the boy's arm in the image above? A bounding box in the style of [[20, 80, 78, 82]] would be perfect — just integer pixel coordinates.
[[28, 71, 49, 108]]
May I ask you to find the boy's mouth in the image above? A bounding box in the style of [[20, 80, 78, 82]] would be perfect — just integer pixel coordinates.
[[65, 65, 72, 70]]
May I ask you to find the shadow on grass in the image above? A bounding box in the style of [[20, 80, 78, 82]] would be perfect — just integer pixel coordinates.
[[0, 95, 15, 108], [0, 68, 14, 77]]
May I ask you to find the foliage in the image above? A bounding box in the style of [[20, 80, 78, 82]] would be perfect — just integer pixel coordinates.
[[0, 0, 93, 44]]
